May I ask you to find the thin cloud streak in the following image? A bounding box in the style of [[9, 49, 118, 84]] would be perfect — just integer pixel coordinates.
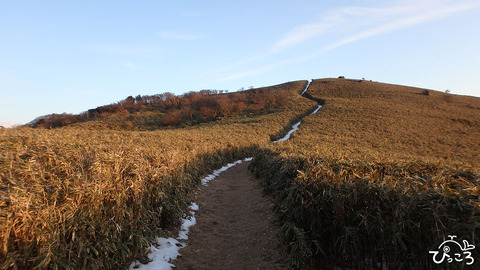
[[270, 1, 479, 55], [157, 31, 200, 40], [89, 45, 162, 56], [218, 0, 480, 82], [203, 55, 265, 75], [322, 2, 478, 54], [182, 11, 211, 17], [270, 21, 336, 54], [268, 5, 412, 55], [217, 61, 287, 82], [209, 4, 416, 76], [122, 62, 138, 70]]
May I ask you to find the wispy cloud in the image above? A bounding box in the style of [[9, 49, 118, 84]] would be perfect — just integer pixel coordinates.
[[269, 18, 340, 54], [203, 55, 264, 75], [122, 62, 138, 70], [270, 1, 478, 55], [334, 2, 477, 51], [182, 11, 211, 17], [157, 31, 200, 40], [218, 62, 287, 82], [89, 45, 162, 57], [217, 0, 480, 82]]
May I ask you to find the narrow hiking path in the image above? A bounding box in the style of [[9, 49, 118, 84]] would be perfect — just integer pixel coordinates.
[[171, 161, 288, 270], [130, 80, 320, 269]]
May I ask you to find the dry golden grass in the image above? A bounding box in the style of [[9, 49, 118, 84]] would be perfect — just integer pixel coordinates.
[[0, 80, 316, 269], [285, 78, 480, 166], [251, 151, 480, 269]]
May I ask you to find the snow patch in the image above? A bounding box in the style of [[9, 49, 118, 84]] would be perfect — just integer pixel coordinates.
[[301, 80, 311, 96], [273, 104, 321, 143], [189, 202, 199, 211], [274, 82, 321, 143], [273, 80, 320, 143], [273, 121, 302, 143], [178, 204, 198, 240], [310, 105, 322, 115], [129, 202, 198, 270], [202, 157, 252, 186]]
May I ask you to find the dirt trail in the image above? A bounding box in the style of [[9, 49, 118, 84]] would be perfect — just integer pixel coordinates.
[[172, 161, 288, 270]]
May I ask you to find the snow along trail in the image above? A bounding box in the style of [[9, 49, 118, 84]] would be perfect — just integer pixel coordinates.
[[272, 121, 302, 143], [130, 80, 321, 269], [310, 104, 322, 115], [272, 102, 322, 143], [301, 80, 311, 96], [129, 203, 199, 270], [273, 80, 321, 143], [201, 157, 252, 186]]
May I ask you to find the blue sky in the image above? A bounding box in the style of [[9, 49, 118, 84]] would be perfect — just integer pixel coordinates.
[[1, 0, 480, 126]]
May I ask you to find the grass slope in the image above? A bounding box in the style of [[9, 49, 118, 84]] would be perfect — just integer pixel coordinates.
[[250, 78, 480, 269], [300, 78, 480, 165]]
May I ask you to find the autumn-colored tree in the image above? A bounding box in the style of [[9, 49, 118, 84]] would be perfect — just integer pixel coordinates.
[[135, 95, 144, 106], [124, 96, 135, 105], [180, 91, 198, 107], [199, 106, 218, 120], [33, 113, 79, 128], [29, 82, 293, 129], [164, 93, 180, 108], [234, 101, 246, 113], [121, 96, 136, 110], [161, 110, 182, 125], [232, 92, 248, 103], [181, 107, 196, 121], [218, 96, 235, 116], [249, 91, 267, 111]]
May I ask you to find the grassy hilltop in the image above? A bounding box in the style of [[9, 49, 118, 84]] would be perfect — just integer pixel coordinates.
[[283, 78, 479, 165], [1, 78, 479, 269], [250, 78, 480, 269]]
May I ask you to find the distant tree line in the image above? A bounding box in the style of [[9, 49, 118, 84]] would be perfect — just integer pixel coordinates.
[[30, 87, 290, 129]]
